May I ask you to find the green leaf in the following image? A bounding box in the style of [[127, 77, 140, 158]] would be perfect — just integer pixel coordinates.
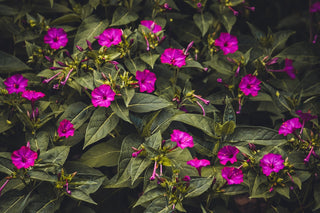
[[0, 113, 13, 134], [130, 157, 152, 185], [80, 138, 121, 167], [121, 87, 135, 107], [0, 153, 14, 175], [275, 42, 320, 64], [145, 131, 162, 150], [26, 131, 49, 153], [223, 97, 236, 123], [0, 192, 25, 213], [50, 13, 81, 25], [275, 186, 290, 199], [69, 189, 97, 205], [247, 22, 265, 40], [185, 176, 214, 198], [84, 107, 119, 149], [193, 12, 213, 37], [144, 197, 171, 213], [28, 170, 57, 182], [218, 6, 236, 33], [89, 0, 100, 9], [128, 93, 172, 113], [167, 149, 198, 177], [204, 54, 234, 76], [0, 51, 31, 73], [134, 187, 165, 207], [313, 182, 320, 211], [75, 74, 95, 91], [221, 120, 236, 136], [40, 146, 70, 168], [124, 57, 146, 75], [73, 15, 109, 53], [110, 7, 138, 26], [110, 99, 132, 123], [140, 53, 160, 69]]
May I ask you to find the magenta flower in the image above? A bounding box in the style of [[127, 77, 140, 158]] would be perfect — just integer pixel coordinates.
[[283, 59, 296, 80], [170, 129, 194, 149], [187, 157, 210, 176], [217, 146, 239, 165], [278, 118, 302, 136], [96, 28, 122, 47], [239, 74, 261, 97], [296, 110, 317, 122], [22, 90, 45, 102], [44, 28, 68, 49], [310, 2, 320, 13], [136, 70, 157, 93], [4, 74, 28, 94], [260, 153, 285, 176], [214, 32, 238, 55], [11, 142, 38, 169], [91, 84, 116, 108], [160, 48, 186, 68], [141, 20, 162, 33], [58, 119, 75, 138], [221, 167, 243, 185]]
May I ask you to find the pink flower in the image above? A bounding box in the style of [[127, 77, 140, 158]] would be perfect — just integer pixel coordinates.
[[214, 32, 238, 55], [310, 2, 320, 13], [170, 129, 194, 149], [44, 28, 68, 49], [260, 153, 285, 176], [187, 157, 210, 176], [4, 74, 28, 94], [217, 146, 239, 165], [278, 118, 302, 136], [221, 167, 243, 185], [296, 110, 317, 122], [11, 142, 38, 169], [239, 74, 261, 97], [58, 119, 75, 138], [141, 20, 162, 33], [96, 28, 122, 47], [136, 70, 157, 93], [160, 48, 186, 68], [22, 90, 45, 102], [283, 59, 296, 80], [91, 84, 116, 108]]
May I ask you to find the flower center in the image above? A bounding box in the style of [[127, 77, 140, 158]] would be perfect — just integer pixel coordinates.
[[102, 96, 107, 100], [223, 42, 229, 47], [62, 129, 67, 133], [53, 37, 59, 42], [13, 83, 19, 89]]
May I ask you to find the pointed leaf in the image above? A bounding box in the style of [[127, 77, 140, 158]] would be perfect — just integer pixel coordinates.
[[140, 53, 160, 69], [0, 51, 31, 73], [128, 93, 172, 113], [193, 12, 213, 37], [185, 176, 214, 198], [110, 7, 138, 26]]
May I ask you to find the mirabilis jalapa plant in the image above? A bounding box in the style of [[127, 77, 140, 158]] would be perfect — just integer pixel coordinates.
[[0, 0, 319, 212]]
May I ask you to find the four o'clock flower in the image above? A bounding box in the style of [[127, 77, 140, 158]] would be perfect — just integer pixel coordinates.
[[221, 167, 243, 185], [267, 58, 296, 79], [278, 118, 302, 136], [160, 48, 186, 68], [217, 146, 239, 165], [4, 74, 28, 94], [296, 110, 317, 134], [44, 28, 68, 49], [310, 2, 320, 13], [58, 119, 75, 138], [170, 129, 194, 149], [187, 157, 210, 176], [136, 69, 157, 93], [22, 90, 45, 104], [239, 74, 261, 97], [260, 153, 285, 176], [91, 84, 116, 108], [214, 32, 238, 55], [141, 20, 162, 33], [11, 142, 38, 169], [96, 28, 123, 47]]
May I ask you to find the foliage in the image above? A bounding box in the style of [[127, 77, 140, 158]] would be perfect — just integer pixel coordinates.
[[0, 0, 320, 212]]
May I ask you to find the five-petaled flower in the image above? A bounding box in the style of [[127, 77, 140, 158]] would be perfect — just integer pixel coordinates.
[[278, 117, 302, 136], [187, 157, 210, 176], [58, 119, 75, 138], [11, 142, 38, 169], [44, 28, 68, 50], [217, 145, 239, 165], [4, 74, 28, 94], [221, 167, 244, 185], [91, 84, 116, 108], [160, 48, 186, 68], [282, 59, 296, 80], [239, 74, 261, 97], [260, 153, 285, 176], [136, 70, 157, 93], [214, 32, 238, 55], [96, 28, 123, 47], [170, 129, 194, 149], [141, 20, 162, 33], [22, 90, 45, 103]]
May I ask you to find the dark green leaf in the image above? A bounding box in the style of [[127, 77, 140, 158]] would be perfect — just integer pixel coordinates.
[[193, 12, 213, 37], [110, 99, 132, 123], [0, 51, 31, 73], [313, 182, 320, 211], [69, 189, 97, 205], [134, 187, 165, 207], [110, 7, 138, 26], [84, 107, 119, 149], [185, 176, 214, 198], [275, 186, 290, 199], [140, 53, 160, 69], [130, 157, 152, 185], [28, 170, 57, 182], [40, 146, 70, 168], [128, 93, 172, 113]]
